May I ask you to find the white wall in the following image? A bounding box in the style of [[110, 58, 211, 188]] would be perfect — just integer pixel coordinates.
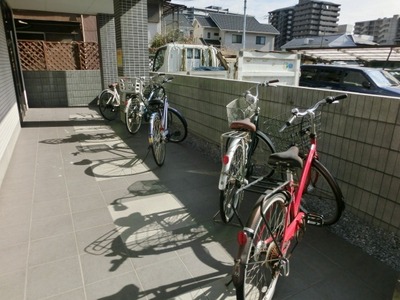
[[221, 31, 275, 51]]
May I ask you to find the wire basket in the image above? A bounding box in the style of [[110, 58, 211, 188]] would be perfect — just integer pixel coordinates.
[[226, 96, 257, 125], [119, 77, 144, 94], [262, 111, 322, 154]]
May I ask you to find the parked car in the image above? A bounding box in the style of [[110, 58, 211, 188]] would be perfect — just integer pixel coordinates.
[[300, 64, 400, 97], [387, 68, 400, 81]]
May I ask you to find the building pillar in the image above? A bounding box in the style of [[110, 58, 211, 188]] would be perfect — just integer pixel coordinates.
[[97, 14, 118, 89], [114, 0, 149, 78]]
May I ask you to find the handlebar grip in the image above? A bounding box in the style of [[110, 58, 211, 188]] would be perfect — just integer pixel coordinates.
[[326, 94, 347, 103], [333, 94, 347, 101], [261, 79, 279, 87], [279, 114, 297, 132]]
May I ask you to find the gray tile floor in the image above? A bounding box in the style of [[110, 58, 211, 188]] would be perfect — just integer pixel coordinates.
[[0, 107, 398, 300]]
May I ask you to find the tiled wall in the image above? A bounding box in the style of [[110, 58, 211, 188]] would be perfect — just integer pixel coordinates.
[[23, 70, 102, 107], [166, 75, 400, 235], [114, 0, 149, 77], [97, 14, 118, 89], [0, 5, 21, 187]]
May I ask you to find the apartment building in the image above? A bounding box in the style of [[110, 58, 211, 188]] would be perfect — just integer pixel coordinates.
[[268, 6, 295, 50], [269, 0, 340, 49], [354, 15, 400, 45]]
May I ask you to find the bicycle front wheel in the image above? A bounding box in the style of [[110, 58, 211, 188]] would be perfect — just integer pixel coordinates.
[[149, 112, 166, 166], [248, 131, 275, 178], [125, 97, 143, 134], [301, 159, 345, 225], [220, 142, 246, 223], [167, 107, 188, 143], [235, 193, 287, 300], [99, 90, 119, 121]]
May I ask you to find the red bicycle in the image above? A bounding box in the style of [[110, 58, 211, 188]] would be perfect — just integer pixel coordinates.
[[232, 94, 347, 300]]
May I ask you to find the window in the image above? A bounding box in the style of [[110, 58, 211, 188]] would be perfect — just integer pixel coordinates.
[[301, 68, 318, 80], [343, 71, 368, 87], [317, 69, 342, 83], [232, 34, 242, 44], [256, 36, 266, 45], [207, 32, 211, 39], [194, 49, 201, 59], [186, 48, 193, 59]]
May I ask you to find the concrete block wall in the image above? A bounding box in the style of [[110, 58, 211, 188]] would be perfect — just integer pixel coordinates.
[[23, 70, 102, 107], [166, 74, 400, 236]]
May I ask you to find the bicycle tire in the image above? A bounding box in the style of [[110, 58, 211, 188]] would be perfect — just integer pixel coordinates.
[[125, 97, 143, 134], [247, 130, 276, 178], [167, 107, 188, 143], [234, 192, 287, 300], [219, 142, 246, 223], [301, 159, 345, 225], [98, 89, 119, 121], [149, 112, 166, 166]]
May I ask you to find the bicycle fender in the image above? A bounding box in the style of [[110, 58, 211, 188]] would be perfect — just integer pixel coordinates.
[[218, 138, 243, 190], [148, 112, 158, 145], [124, 98, 131, 113]]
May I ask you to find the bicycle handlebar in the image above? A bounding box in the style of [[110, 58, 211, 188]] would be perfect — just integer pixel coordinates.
[[279, 93, 347, 132], [244, 79, 279, 105]]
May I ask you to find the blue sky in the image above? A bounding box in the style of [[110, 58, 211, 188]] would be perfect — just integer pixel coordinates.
[[171, 0, 400, 25]]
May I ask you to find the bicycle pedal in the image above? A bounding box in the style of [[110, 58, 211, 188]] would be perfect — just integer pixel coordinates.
[[306, 213, 324, 226]]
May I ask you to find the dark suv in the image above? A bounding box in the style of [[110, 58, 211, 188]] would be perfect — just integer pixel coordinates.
[[300, 64, 400, 97]]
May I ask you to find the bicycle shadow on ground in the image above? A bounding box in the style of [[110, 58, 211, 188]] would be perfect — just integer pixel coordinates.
[[84, 206, 233, 299], [98, 285, 140, 300]]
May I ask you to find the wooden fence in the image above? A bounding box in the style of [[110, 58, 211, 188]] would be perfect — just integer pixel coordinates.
[[18, 40, 100, 71]]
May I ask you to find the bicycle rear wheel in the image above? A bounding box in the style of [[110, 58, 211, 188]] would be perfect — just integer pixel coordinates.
[[248, 131, 275, 178], [220, 142, 245, 223], [167, 107, 188, 143], [149, 112, 166, 166], [99, 90, 119, 121], [234, 193, 287, 300], [125, 97, 143, 134], [301, 159, 345, 225]]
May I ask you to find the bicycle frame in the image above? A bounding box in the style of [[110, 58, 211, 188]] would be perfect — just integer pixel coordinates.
[[281, 140, 317, 246]]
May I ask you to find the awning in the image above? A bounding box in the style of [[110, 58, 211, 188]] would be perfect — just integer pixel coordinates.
[[291, 46, 400, 62]]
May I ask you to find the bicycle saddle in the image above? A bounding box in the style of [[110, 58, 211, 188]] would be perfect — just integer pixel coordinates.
[[268, 146, 303, 169], [230, 118, 256, 132], [148, 98, 164, 106]]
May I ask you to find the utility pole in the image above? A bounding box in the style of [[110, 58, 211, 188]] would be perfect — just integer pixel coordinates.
[[243, 0, 247, 49]]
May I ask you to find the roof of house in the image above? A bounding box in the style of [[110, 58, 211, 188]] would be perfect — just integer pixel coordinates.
[[195, 13, 279, 35], [281, 34, 377, 50], [195, 15, 217, 28]]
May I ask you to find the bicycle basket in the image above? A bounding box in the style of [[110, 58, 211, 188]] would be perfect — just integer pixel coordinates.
[[226, 96, 256, 125], [119, 77, 144, 94], [263, 111, 321, 153]]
